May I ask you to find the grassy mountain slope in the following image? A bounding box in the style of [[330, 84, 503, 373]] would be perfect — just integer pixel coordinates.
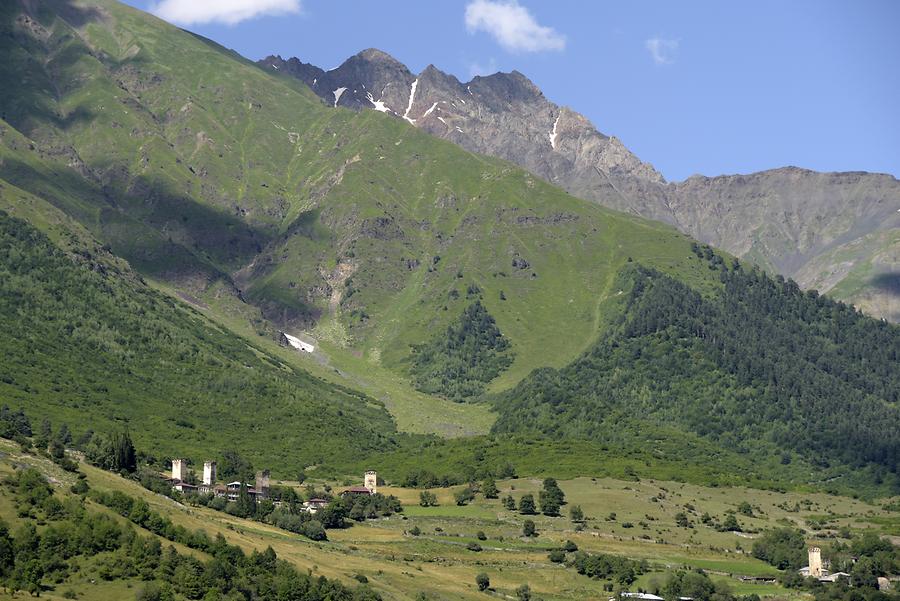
[[491, 251, 900, 493], [1, 0, 898, 498], [0, 207, 399, 471], [0, 0, 721, 402]]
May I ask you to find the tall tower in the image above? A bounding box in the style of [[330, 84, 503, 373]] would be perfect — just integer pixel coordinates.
[[364, 470, 377, 494], [255, 470, 271, 499], [203, 461, 217, 486], [171, 459, 186, 482], [808, 547, 823, 578]]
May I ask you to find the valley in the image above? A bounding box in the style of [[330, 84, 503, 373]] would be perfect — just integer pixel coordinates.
[[0, 1, 898, 599], [1, 438, 898, 601]]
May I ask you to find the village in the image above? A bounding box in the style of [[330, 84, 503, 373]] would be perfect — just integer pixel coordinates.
[[166, 458, 378, 514], [154, 453, 898, 600]]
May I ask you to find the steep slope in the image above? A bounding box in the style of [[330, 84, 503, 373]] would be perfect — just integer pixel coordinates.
[[2, 0, 899, 494], [261, 51, 900, 322], [493, 250, 900, 490], [0, 0, 719, 397], [0, 205, 399, 472]]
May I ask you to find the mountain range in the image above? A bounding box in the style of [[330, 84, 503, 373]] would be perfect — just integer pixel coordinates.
[[260, 50, 900, 322], [0, 0, 898, 494]]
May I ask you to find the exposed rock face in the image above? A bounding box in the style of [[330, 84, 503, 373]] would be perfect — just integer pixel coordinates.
[[259, 50, 900, 321]]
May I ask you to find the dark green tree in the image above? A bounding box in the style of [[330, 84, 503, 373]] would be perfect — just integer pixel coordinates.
[[518, 494, 536, 515], [570, 505, 584, 523], [482, 478, 499, 499], [419, 490, 438, 507], [523, 520, 536, 537]]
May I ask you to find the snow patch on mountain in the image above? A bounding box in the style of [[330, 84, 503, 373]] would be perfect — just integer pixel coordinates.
[[549, 115, 560, 149], [422, 102, 439, 119], [333, 87, 347, 107], [366, 92, 392, 113], [403, 79, 418, 124]]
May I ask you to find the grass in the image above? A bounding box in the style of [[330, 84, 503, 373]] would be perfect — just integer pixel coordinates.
[[2, 439, 897, 601], [0, 0, 726, 438]]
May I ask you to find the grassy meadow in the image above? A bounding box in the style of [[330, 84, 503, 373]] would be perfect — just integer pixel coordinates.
[[2, 439, 896, 601]]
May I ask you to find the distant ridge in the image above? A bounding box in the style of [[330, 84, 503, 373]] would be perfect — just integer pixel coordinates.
[[261, 50, 900, 322]]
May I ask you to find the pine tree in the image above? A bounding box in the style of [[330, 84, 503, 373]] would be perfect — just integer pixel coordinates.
[[482, 478, 499, 499], [518, 494, 536, 515]]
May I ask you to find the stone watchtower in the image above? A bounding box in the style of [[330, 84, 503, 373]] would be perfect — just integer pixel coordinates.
[[364, 470, 377, 494], [808, 547, 823, 578], [255, 470, 271, 499], [203, 461, 217, 486], [171, 459, 187, 482]]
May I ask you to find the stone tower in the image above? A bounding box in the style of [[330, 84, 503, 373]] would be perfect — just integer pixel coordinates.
[[364, 470, 377, 494], [255, 470, 271, 499], [203, 461, 217, 486], [809, 547, 823, 578], [171, 459, 186, 482]]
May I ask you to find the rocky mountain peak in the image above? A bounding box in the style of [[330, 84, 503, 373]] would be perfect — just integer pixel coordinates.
[[354, 47, 405, 67], [258, 49, 660, 188], [258, 50, 899, 322], [470, 69, 544, 104]]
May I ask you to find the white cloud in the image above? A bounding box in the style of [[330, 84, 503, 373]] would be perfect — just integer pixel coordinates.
[[465, 0, 565, 53], [150, 0, 301, 26], [645, 37, 679, 65]]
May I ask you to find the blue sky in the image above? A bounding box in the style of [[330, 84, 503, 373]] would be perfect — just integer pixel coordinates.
[[125, 0, 900, 182]]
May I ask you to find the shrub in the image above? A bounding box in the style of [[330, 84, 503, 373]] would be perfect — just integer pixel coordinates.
[[476, 573, 490, 591], [523, 520, 536, 537]]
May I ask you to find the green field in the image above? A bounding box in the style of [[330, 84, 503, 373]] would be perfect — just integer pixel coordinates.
[[3, 439, 897, 601]]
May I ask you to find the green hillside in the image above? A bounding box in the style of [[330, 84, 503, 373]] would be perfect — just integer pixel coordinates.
[[0, 208, 399, 471], [492, 250, 900, 492], [0, 0, 719, 397], [0, 0, 898, 498]]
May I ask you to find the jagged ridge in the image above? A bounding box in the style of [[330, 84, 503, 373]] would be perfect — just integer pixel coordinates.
[[261, 50, 900, 322]]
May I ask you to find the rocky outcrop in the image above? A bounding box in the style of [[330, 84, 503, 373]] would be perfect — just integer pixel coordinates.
[[260, 50, 900, 321]]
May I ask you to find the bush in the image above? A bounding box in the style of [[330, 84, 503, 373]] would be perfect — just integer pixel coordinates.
[[570, 504, 584, 522], [454, 487, 475, 506], [549, 549, 566, 563], [523, 520, 536, 537], [476, 573, 490, 591], [303, 520, 327, 541], [476, 530, 486, 541], [466, 542, 483, 552], [409, 526, 421, 536]]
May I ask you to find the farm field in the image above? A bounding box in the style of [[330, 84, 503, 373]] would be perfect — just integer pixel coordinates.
[[2, 439, 897, 601]]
